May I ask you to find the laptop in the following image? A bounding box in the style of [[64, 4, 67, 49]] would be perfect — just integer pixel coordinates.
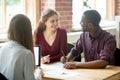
[[34, 45, 41, 68]]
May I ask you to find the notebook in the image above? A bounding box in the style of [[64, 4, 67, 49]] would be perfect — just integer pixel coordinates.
[[34, 45, 41, 68]]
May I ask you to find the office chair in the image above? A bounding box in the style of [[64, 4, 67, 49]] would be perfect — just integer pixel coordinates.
[[114, 48, 120, 66], [67, 43, 74, 54], [67, 43, 81, 62]]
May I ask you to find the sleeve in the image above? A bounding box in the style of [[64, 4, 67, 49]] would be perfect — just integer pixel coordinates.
[[71, 33, 83, 57], [99, 35, 116, 65], [50, 29, 67, 62], [24, 51, 35, 80]]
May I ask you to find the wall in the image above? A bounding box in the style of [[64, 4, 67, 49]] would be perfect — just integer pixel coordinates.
[[115, 16, 120, 48], [116, 0, 120, 15], [67, 27, 119, 47], [41, 0, 72, 32], [55, 0, 72, 32], [41, 0, 120, 32]]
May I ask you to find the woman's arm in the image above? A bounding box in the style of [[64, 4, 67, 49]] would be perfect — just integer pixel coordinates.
[[24, 51, 35, 80]]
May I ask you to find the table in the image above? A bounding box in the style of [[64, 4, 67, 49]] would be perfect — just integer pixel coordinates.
[[41, 62, 120, 80]]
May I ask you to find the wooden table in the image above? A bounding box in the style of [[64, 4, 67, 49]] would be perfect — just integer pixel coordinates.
[[41, 62, 120, 80]]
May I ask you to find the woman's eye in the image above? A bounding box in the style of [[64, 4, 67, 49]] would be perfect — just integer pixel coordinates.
[[51, 20, 54, 23], [51, 19, 58, 23]]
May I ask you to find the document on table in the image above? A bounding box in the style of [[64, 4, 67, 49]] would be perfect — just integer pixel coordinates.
[[41, 62, 64, 69], [44, 68, 78, 79]]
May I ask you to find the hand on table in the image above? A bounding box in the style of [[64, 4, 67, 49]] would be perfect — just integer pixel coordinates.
[[41, 55, 50, 64], [34, 68, 44, 79], [63, 62, 77, 69]]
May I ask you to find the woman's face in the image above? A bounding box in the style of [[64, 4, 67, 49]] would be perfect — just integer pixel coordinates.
[[45, 14, 59, 31]]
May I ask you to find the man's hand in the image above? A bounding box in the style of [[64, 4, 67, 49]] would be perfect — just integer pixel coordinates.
[[63, 62, 77, 69], [60, 56, 68, 64]]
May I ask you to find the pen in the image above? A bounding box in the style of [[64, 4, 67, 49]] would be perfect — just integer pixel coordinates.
[[61, 50, 66, 59]]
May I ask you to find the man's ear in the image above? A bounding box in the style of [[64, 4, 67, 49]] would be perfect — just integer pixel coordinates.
[[87, 23, 93, 27]]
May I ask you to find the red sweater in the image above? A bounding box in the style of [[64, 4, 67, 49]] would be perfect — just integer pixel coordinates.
[[35, 28, 67, 62]]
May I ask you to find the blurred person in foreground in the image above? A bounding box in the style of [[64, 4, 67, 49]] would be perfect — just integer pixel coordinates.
[[0, 14, 43, 80]]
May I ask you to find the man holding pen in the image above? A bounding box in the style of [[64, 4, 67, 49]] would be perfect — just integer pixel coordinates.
[[60, 10, 116, 69]]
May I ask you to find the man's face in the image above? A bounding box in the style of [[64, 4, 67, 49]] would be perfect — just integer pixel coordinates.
[[80, 15, 89, 32]]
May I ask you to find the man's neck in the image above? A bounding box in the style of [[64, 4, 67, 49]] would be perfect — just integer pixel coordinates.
[[89, 26, 100, 38]]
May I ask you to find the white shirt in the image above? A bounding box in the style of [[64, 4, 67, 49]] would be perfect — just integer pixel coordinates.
[[0, 41, 35, 80]]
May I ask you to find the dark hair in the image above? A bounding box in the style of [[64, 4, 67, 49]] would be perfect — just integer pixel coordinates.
[[8, 14, 33, 53], [83, 10, 101, 27]]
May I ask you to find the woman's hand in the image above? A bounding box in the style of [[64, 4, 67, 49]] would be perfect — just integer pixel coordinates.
[[41, 55, 50, 64], [34, 68, 44, 79]]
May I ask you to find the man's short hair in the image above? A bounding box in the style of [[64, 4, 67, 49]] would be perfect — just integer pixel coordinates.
[[83, 10, 101, 27]]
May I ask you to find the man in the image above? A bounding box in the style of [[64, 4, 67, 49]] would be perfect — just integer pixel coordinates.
[[61, 10, 116, 69]]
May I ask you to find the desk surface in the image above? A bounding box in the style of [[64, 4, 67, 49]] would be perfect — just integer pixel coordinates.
[[41, 62, 120, 80]]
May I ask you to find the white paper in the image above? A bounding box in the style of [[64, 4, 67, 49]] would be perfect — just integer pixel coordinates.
[[44, 68, 78, 79]]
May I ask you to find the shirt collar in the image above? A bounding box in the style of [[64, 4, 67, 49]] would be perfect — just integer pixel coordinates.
[[9, 40, 25, 49], [89, 27, 103, 40]]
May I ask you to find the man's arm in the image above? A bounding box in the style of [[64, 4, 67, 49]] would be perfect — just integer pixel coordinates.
[[75, 60, 109, 69], [64, 60, 109, 69], [61, 35, 83, 63], [67, 52, 76, 61]]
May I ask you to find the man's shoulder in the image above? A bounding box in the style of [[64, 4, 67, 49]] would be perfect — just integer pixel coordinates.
[[102, 30, 116, 42], [103, 30, 115, 38], [80, 32, 89, 37]]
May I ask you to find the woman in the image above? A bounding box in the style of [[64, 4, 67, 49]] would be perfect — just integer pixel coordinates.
[[34, 9, 67, 63], [0, 14, 42, 80]]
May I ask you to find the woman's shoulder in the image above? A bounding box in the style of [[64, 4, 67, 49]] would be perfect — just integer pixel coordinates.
[[0, 41, 33, 59], [4, 41, 32, 54]]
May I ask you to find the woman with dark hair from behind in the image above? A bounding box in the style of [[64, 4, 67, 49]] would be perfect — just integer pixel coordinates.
[[0, 14, 42, 80]]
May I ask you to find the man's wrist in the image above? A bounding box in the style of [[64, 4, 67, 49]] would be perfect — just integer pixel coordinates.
[[74, 62, 80, 68]]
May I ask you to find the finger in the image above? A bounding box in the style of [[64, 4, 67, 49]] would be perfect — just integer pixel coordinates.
[[47, 55, 50, 57], [67, 64, 72, 69], [47, 58, 50, 63], [63, 63, 67, 68], [45, 57, 50, 63], [61, 57, 65, 63], [44, 57, 48, 62], [41, 58, 45, 64], [64, 63, 70, 69]]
